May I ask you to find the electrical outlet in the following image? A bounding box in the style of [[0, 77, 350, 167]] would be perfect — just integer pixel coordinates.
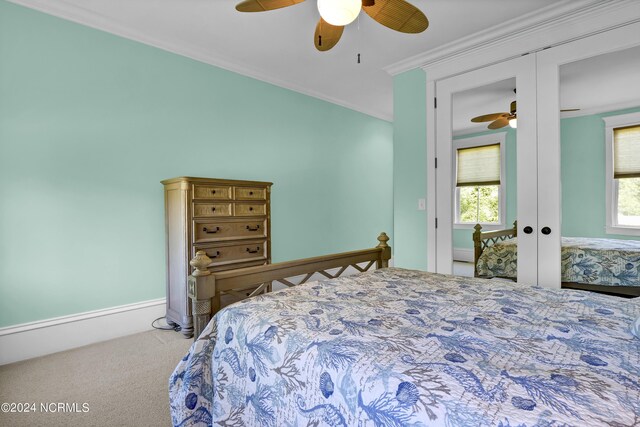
[[418, 198, 426, 211]]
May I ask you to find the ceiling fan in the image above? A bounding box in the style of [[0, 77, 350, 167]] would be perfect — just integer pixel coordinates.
[[471, 99, 580, 130], [235, 0, 429, 52]]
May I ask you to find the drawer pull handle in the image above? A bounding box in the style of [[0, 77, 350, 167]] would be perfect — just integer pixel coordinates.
[[249, 207, 254, 211], [246, 247, 260, 254], [211, 190, 216, 194], [246, 225, 260, 231], [209, 251, 220, 259], [249, 191, 254, 195], [211, 207, 216, 212], [203, 227, 220, 234]]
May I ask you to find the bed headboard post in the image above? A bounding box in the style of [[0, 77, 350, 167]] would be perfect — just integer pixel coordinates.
[[376, 232, 392, 268], [187, 251, 219, 339], [473, 224, 483, 277]]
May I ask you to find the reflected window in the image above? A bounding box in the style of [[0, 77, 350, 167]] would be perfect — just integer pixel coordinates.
[[605, 113, 640, 235], [458, 185, 500, 223], [616, 177, 640, 226], [454, 133, 506, 227]]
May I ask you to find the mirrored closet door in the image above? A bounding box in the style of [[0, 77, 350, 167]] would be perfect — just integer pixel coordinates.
[[431, 20, 640, 289], [435, 55, 538, 285], [537, 22, 640, 292]]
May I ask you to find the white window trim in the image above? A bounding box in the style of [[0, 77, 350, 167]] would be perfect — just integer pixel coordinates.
[[604, 111, 640, 237], [453, 132, 507, 230]]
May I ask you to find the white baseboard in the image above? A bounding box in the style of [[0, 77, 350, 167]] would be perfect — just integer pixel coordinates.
[[0, 298, 166, 365], [453, 248, 474, 263]]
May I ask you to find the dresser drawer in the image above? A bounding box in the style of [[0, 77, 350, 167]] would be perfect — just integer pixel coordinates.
[[193, 219, 267, 243], [235, 186, 266, 201], [193, 203, 232, 217], [196, 240, 267, 266], [192, 184, 232, 200], [208, 258, 267, 272], [220, 285, 266, 309], [235, 203, 266, 216]]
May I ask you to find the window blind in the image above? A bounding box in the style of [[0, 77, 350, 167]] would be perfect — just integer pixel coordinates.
[[456, 143, 501, 187], [614, 125, 640, 179]]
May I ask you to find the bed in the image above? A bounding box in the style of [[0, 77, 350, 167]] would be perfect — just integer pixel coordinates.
[[473, 222, 640, 297], [169, 234, 640, 426]]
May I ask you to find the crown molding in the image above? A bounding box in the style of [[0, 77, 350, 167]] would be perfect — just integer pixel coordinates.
[[384, 0, 594, 75], [560, 100, 640, 120], [6, 0, 392, 122], [385, 0, 639, 77], [452, 126, 506, 138]]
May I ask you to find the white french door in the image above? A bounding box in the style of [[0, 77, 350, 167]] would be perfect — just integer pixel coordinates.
[[434, 55, 539, 285]]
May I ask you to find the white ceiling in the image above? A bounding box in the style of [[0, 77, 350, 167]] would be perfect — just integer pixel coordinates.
[[13, 0, 570, 121], [452, 45, 640, 135]]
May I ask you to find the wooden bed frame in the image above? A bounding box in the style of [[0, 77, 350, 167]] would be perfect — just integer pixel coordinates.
[[472, 221, 519, 280], [473, 222, 640, 297], [186, 232, 392, 338]]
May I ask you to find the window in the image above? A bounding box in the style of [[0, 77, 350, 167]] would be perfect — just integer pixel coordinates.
[[605, 112, 640, 236], [454, 133, 506, 228]]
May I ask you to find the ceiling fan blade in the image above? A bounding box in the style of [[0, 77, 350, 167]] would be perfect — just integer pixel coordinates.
[[362, 0, 428, 34], [235, 0, 305, 12], [488, 117, 510, 129], [471, 113, 508, 123], [314, 18, 344, 51], [561, 108, 580, 112]]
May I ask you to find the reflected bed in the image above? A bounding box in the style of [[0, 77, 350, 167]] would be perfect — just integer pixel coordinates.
[[474, 222, 640, 297]]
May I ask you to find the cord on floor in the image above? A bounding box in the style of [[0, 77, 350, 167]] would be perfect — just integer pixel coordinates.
[[152, 316, 182, 332]]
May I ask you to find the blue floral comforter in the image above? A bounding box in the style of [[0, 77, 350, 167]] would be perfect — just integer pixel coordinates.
[[169, 268, 640, 426], [477, 237, 640, 286]]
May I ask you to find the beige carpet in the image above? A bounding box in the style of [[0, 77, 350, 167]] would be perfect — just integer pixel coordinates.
[[0, 329, 192, 427]]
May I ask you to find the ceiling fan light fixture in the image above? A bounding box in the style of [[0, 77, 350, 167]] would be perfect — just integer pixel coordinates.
[[317, 0, 361, 26], [509, 117, 518, 129]]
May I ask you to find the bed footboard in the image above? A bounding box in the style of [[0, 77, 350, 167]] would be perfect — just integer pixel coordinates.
[[473, 221, 517, 277], [187, 233, 392, 339]]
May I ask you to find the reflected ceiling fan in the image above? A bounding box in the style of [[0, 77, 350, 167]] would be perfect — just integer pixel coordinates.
[[471, 95, 580, 130], [235, 0, 429, 52]]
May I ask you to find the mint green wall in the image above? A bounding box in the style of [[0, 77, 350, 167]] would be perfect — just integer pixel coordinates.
[[393, 69, 427, 270], [453, 129, 517, 250], [0, 2, 393, 327], [561, 106, 640, 240]]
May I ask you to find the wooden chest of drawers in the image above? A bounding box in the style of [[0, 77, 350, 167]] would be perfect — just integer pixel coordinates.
[[161, 177, 272, 337]]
